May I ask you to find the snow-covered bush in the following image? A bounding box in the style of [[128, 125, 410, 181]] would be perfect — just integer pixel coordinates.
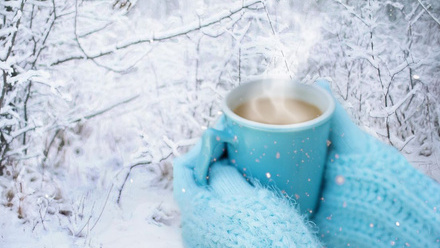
[[0, 0, 72, 219], [299, 0, 440, 176]]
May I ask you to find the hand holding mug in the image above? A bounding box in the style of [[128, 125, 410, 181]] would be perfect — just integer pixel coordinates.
[[194, 79, 335, 215]]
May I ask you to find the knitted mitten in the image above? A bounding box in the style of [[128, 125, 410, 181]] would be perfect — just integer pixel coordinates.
[[312, 80, 440, 248], [173, 142, 322, 248]]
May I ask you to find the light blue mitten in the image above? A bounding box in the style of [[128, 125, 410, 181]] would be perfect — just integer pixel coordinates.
[[173, 141, 321, 248], [312, 80, 440, 248]]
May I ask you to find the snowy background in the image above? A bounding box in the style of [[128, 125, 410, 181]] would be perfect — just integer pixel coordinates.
[[0, 0, 439, 247]]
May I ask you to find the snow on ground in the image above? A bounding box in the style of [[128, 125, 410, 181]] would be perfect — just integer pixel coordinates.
[[86, 169, 183, 248], [0, 169, 183, 247]]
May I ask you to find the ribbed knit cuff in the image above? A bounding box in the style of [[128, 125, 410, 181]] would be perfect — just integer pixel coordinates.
[[209, 161, 255, 196]]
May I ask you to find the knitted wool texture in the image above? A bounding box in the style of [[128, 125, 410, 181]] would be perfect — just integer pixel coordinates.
[[311, 80, 440, 247], [173, 144, 322, 248], [173, 81, 440, 247], [314, 131, 440, 248]]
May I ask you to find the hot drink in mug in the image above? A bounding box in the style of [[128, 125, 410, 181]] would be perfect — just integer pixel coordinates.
[[194, 79, 335, 215]]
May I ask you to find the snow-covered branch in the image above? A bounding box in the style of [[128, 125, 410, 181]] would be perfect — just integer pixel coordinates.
[[51, 0, 263, 66], [370, 86, 419, 118], [417, 0, 440, 27]]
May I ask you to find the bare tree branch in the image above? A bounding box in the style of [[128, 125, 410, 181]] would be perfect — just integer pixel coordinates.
[[335, 0, 369, 27], [116, 152, 172, 205], [0, 70, 7, 112], [2, 0, 26, 62], [78, 22, 113, 38], [4, 95, 140, 151], [31, 0, 58, 68], [417, 0, 440, 27], [69, 94, 140, 123], [262, 1, 292, 78], [51, 0, 263, 66]]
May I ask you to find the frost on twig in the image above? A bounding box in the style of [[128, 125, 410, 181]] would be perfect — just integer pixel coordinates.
[[369, 86, 419, 118]]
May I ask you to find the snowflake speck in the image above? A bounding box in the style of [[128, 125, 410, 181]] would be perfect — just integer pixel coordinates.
[[390, 241, 395, 246], [276, 152, 280, 159], [369, 223, 374, 228], [181, 188, 186, 193], [266, 172, 271, 178], [395, 221, 400, 227], [335, 175, 345, 185], [327, 140, 332, 146]]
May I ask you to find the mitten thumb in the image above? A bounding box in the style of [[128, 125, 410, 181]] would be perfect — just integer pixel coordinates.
[[315, 79, 371, 155]]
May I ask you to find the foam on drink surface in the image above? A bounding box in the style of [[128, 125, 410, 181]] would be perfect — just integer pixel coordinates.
[[233, 97, 322, 125]]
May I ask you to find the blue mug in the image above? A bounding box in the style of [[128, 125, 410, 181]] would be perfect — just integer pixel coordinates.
[[194, 79, 335, 215]]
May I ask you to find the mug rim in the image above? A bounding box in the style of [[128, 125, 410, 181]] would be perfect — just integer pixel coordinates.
[[221, 79, 335, 132]]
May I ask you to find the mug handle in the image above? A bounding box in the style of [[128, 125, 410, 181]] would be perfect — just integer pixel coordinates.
[[194, 127, 237, 186]]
